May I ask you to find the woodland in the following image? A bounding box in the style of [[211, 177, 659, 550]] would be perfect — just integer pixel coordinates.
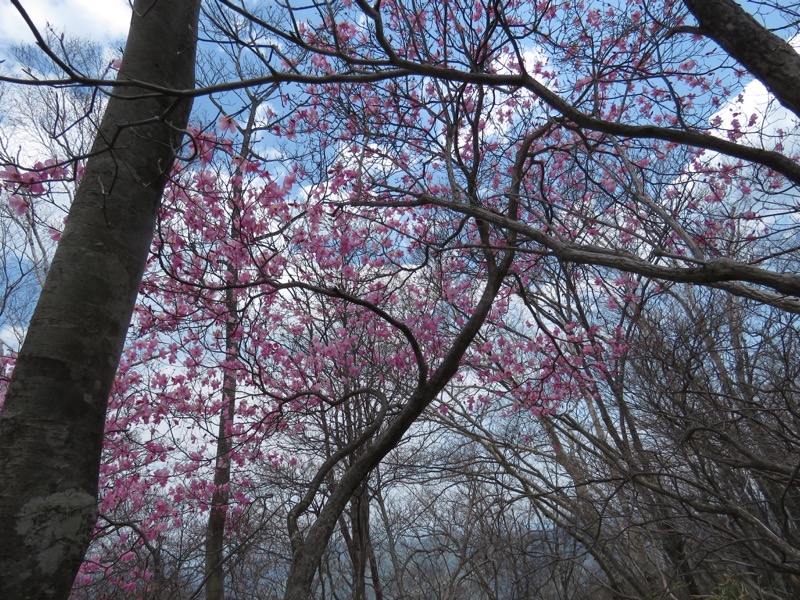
[[1, 0, 800, 599]]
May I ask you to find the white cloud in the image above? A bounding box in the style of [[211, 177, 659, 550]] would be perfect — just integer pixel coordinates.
[[0, 322, 27, 351], [707, 33, 800, 147], [0, 0, 131, 47]]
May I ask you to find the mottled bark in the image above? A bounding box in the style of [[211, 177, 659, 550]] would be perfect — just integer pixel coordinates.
[[683, 0, 800, 119], [0, 1, 200, 598]]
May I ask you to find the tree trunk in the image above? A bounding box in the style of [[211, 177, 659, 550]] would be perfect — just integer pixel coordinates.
[[0, 1, 199, 598], [683, 0, 800, 119], [339, 483, 370, 600], [204, 234, 239, 600], [205, 346, 238, 600], [203, 99, 264, 600]]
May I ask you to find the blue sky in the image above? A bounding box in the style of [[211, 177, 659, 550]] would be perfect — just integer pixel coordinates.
[[0, 0, 130, 51]]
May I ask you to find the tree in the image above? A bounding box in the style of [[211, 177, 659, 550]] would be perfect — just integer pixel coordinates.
[[436, 275, 800, 597], [0, 1, 200, 597]]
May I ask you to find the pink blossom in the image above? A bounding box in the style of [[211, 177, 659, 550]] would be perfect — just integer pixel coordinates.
[[218, 115, 237, 133], [8, 195, 28, 216]]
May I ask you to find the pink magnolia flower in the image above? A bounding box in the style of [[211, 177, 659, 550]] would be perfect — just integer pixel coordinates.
[[0, 166, 21, 182], [218, 115, 237, 133], [8, 195, 28, 216]]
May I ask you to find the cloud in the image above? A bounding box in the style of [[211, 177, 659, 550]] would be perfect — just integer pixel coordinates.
[[0, 0, 131, 48], [707, 33, 800, 146]]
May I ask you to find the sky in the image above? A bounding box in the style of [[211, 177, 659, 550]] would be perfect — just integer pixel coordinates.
[[0, 2, 132, 346], [0, 0, 794, 57], [0, 0, 130, 51]]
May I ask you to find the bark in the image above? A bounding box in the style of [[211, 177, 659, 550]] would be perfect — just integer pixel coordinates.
[[367, 536, 384, 600], [683, 0, 800, 119], [338, 484, 370, 600], [203, 183, 240, 600], [0, 1, 200, 598]]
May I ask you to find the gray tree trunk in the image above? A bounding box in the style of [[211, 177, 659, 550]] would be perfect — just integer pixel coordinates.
[[0, 1, 200, 598], [204, 345, 236, 600], [203, 223, 239, 600], [683, 0, 800, 119]]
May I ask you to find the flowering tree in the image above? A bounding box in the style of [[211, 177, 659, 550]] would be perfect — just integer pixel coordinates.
[[209, 2, 800, 594], [1, 0, 800, 598]]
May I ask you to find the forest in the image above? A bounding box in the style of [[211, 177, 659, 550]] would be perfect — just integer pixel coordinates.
[[1, 0, 799, 598]]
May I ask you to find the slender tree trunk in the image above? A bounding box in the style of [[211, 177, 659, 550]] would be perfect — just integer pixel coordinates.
[[352, 488, 370, 600], [0, 2, 199, 598], [367, 536, 384, 600], [204, 274, 239, 600], [204, 343, 236, 600], [203, 100, 264, 600], [339, 483, 370, 600]]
